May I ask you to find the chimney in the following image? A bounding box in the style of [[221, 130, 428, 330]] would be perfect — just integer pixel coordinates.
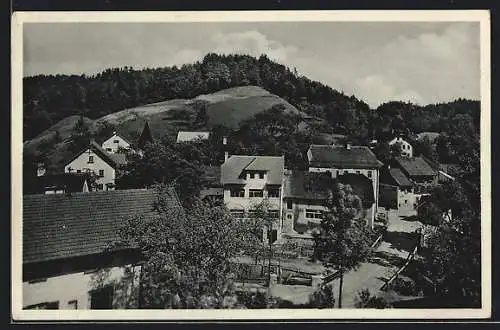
[[346, 143, 351, 150], [224, 151, 229, 162], [113, 131, 117, 135], [222, 136, 228, 145]]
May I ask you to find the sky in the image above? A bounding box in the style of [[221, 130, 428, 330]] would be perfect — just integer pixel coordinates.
[[23, 21, 480, 108]]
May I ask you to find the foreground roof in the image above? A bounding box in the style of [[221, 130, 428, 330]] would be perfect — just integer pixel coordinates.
[[308, 145, 383, 169], [395, 156, 437, 177], [221, 155, 284, 185], [22, 187, 182, 264]]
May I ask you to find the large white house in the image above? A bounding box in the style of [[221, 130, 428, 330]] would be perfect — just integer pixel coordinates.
[[22, 188, 182, 310], [64, 141, 127, 191], [220, 155, 285, 240], [388, 136, 413, 158], [306, 144, 384, 229], [101, 131, 132, 154]]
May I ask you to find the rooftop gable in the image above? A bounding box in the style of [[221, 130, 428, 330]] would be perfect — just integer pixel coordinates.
[[65, 140, 127, 169], [308, 144, 383, 169], [221, 155, 284, 185]]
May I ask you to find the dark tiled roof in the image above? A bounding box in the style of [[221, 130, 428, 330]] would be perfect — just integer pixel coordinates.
[[25, 173, 92, 194], [380, 168, 413, 188], [395, 156, 437, 177], [221, 155, 284, 185], [308, 145, 383, 169], [22, 187, 182, 264]]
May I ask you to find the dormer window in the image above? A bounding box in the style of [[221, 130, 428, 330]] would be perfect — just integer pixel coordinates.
[[259, 172, 264, 179], [249, 172, 255, 179]]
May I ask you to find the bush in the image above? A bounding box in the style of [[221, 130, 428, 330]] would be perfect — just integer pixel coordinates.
[[308, 285, 336, 308], [390, 277, 419, 296], [354, 289, 391, 309]]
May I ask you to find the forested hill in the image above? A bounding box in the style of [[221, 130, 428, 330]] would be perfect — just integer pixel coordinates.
[[24, 53, 369, 140]]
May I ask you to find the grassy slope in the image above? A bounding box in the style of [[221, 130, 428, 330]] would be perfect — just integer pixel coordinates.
[[24, 86, 308, 170]]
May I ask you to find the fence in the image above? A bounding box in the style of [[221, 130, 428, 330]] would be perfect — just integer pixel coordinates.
[[380, 244, 419, 291]]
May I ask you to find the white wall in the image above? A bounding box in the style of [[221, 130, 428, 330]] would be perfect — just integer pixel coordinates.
[[65, 149, 116, 190], [101, 134, 130, 154], [282, 199, 326, 235], [389, 137, 413, 158], [23, 265, 141, 309]]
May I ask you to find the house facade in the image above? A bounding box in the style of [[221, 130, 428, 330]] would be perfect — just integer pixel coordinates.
[[379, 167, 417, 215], [388, 136, 413, 158], [307, 144, 383, 214], [64, 141, 127, 191], [22, 188, 182, 309], [221, 155, 285, 240], [101, 132, 131, 154]]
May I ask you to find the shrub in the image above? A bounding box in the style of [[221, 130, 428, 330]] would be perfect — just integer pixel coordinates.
[[354, 289, 391, 309]]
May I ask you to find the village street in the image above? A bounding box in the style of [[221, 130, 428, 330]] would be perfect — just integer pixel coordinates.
[[268, 211, 424, 306]]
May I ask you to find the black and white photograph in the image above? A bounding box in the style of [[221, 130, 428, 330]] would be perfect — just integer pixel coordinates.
[[12, 10, 491, 320]]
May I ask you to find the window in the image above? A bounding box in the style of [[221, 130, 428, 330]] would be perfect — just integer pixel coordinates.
[[90, 286, 114, 309], [305, 209, 322, 219], [99, 169, 104, 177], [287, 214, 292, 219], [367, 171, 372, 178], [68, 300, 78, 309], [268, 210, 279, 218], [259, 172, 264, 179], [356, 170, 361, 174], [287, 200, 293, 210], [404, 199, 408, 204], [113, 139, 119, 143], [249, 189, 263, 198], [88, 156, 94, 164], [230, 209, 245, 218], [230, 189, 245, 197], [25, 301, 59, 310], [106, 148, 112, 152], [249, 172, 255, 179], [268, 189, 280, 198], [97, 184, 103, 190], [76, 170, 81, 174]]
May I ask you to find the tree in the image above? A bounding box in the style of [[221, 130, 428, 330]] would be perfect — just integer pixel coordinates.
[[111, 185, 259, 309], [69, 115, 92, 152], [314, 180, 373, 308], [354, 289, 391, 309]]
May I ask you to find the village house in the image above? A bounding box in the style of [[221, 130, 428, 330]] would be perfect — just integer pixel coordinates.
[[379, 166, 417, 215], [176, 131, 210, 143], [306, 143, 383, 226], [388, 136, 413, 158], [220, 154, 285, 240], [64, 141, 127, 191], [24, 172, 94, 195], [392, 156, 439, 187], [101, 131, 132, 154], [22, 187, 183, 310]]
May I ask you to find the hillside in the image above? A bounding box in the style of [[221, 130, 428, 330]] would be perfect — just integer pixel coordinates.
[[23, 86, 312, 171]]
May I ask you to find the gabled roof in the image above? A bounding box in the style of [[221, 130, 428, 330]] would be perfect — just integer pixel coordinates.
[[176, 131, 210, 142], [25, 173, 92, 195], [65, 140, 127, 169], [22, 187, 183, 264], [395, 156, 437, 177], [380, 167, 413, 188], [308, 145, 383, 169], [221, 155, 284, 185], [102, 131, 132, 146]]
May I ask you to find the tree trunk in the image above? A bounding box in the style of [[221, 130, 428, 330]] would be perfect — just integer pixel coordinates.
[[338, 270, 344, 309]]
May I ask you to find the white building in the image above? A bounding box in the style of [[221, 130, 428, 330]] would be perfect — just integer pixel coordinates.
[[220, 155, 285, 240], [176, 131, 210, 143], [306, 144, 384, 229], [64, 141, 127, 191], [22, 188, 182, 309], [101, 132, 132, 154], [388, 136, 413, 158]]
